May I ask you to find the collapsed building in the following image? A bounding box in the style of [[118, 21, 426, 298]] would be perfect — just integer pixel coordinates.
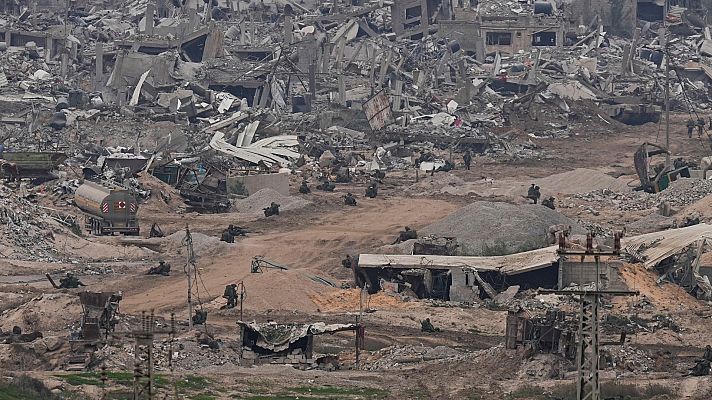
[[357, 224, 712, 302], [237, 321, 361, 370]]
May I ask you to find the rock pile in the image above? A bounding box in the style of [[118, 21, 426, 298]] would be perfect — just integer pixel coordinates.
[[423, 201, 583, 255]]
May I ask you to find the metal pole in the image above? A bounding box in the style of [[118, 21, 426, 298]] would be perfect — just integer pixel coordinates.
[[186, 226, 193, 330], [664, 27, 671, 168], [238, 282, 245, 321]]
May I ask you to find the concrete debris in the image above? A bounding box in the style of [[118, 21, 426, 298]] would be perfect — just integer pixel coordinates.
[[2, 1, 712, 398]]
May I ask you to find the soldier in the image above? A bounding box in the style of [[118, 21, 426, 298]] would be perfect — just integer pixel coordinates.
[[220, 228, 234, 243], [687, 119, 696, 138], [526, 184, 541, 204], [365, 182, 378, 198], [542, 196, 556, 210], [341, 254, 354, 269], [698, 118, 706, 136], [192, 310, 207, 325], [393, 226, 417, 244], [223, 284, 237, 309], [228, 225, 247, 237], [147, 261, 171, 276], [420, 318, 440, 333], [344, 193, 357, 206], [463, 150, 472, 171], [59, 273, 86, 289], [317, 179, 335, 192], [263, 202, 280, 217], [299, 179, 310, 194]]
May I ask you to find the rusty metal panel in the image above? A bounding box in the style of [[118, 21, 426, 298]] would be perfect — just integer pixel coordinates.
[[362, 89, 394, 131]]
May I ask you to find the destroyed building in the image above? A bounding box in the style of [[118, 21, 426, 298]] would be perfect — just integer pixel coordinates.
[[238, 322, 359, 369], [3, 0, 712, 398]]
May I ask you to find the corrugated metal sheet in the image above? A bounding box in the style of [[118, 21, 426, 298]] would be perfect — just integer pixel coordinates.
[[358, 246, 559, 275], [362, 89, 394, 131], [623, 224, 712, 268]]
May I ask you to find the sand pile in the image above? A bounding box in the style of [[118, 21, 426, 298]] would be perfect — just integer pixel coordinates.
[[405, 173, 468, 196], [535, 168, 632, 195], [231, 188, 312, 216], [0, 293, 80, 334], [136, 173, 186, 215], [423, 201, 583, 255], [162, 231, 228, 256]]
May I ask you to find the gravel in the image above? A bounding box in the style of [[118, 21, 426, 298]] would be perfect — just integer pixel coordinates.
[[422, 201, 583, 256], [569, 178, 712, 212], [231, 188, 312, 216]]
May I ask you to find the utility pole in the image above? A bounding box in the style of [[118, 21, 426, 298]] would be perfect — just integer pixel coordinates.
[[128, 311, 176, 400], [183, 226, 194, 329], [133, 311, 155, 400], [664, 32, 671, 169], [540, 232, 638, 400], [237, 281, 246, 321]]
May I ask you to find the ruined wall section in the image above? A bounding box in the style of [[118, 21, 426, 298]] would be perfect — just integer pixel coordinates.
[[564, 0, 637, 38]]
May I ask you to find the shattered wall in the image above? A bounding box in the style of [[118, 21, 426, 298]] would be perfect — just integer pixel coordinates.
[[565, 0, 637, 38], [449, 268, 480, 303], [559, 260, 623, 288]]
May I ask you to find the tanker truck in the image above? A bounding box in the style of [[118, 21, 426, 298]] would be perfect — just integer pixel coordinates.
[[74, 181, 140, 236]]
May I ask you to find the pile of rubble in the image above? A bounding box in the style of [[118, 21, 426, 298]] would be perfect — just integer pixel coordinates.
[[0, 185, 69, 262], [568, 178, 712, 213], [362, 344, 462, 371]]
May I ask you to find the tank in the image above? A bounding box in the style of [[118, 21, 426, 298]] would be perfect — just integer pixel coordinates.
[[74, 181, 139, 235]]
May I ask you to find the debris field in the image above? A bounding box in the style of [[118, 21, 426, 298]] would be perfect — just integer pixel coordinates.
[[3, 0, 712, 399]]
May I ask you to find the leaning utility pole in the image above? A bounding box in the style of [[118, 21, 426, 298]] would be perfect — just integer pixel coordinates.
[[540, 232, 638, 400]]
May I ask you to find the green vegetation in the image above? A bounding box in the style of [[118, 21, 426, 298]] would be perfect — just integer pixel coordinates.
[[0, 375, 60, 400], [176, 374, 210, 390], [57, 371, 135, 387]]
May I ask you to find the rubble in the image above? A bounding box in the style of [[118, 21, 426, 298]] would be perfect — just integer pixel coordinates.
[[1, 0, 712, 398]]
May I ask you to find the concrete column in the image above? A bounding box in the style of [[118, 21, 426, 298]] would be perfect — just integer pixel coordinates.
[[284, 16, 293, 45], [45, 36, 52, 62], [95, 42, 104, 91], [145, 3, 155, 35], [338, 75, 346, 106]]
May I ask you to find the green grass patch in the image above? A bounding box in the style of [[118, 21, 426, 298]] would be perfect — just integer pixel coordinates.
[[0, 376, 60, 400], [238, 396, 301, 400], [176, 375, 210, 390], [57, 371, 169, 389], [58, 373, 102, 386]]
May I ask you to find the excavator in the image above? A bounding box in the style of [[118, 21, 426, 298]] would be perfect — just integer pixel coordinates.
[[633, 142, 690, 193]]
